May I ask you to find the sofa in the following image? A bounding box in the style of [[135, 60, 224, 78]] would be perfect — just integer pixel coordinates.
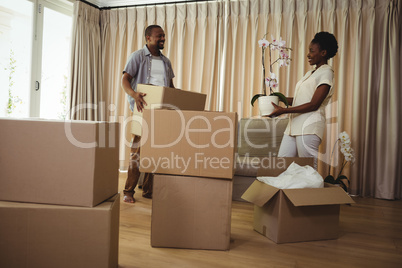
[[233, 117, 289, 201]]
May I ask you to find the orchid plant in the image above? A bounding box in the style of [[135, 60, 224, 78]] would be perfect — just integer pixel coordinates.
[[324, 131, 356, 192], [251, 35, 292, 107]]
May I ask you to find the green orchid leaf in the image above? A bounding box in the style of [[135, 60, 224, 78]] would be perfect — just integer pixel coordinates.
[[324, 175, 335, 184], [336, 179, 348, 191], [271, 92, 289, 107], [337, 175, 350, 184], [251, 94, 265, 107], [336, 175, 350, 192]]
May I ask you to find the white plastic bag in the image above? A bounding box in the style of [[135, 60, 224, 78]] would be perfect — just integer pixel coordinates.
[[257, 162, 324, 189]]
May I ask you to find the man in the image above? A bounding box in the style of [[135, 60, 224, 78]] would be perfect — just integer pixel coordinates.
[[122, 25, 175, 203]]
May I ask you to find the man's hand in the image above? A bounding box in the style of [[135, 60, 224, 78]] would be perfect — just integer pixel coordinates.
[[121, 73, 148, 112], [133, 91, 147, 112]]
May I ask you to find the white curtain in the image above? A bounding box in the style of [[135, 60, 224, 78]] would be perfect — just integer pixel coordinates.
[[70, 1, 102, 120], [71, 0, 401, 199]]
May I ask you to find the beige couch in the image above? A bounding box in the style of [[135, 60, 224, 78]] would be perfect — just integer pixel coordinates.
[[233, 117, 289, 201]]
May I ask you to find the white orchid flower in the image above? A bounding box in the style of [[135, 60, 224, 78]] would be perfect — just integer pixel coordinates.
[[264, 78, 271, 88], [339, 132, 351, 147], [265, 73, 279, 88], [326, 131, 356, 189], [342, 138, 351, 144], [345, 154, 353, 162], [340, 144, 355, 162], [255, 34, 291, 98], [340, 142, 349, 149], [280, 50, 288, 58], [340, 147, 347, 154], [339, 131, 350, 141], [279, 58, 291, 67], [270, 35, 278, 50], [343, 145, 352, 154], [271, 35, 286, 49], [258, 38, 269, 48], [277, 37, 286, 48], [270, 80, 279, 88]]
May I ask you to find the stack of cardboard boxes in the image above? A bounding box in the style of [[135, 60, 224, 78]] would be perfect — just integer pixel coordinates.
[[135, 84, 238, 250], [0, 118, 120, 268], [135, 84, 353, 246]]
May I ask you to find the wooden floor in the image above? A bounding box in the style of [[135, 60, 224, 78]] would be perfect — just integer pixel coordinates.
[[117, 172, 402, 268]]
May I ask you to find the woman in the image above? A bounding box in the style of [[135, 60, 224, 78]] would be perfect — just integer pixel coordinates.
[[269, 32, 338, 167]]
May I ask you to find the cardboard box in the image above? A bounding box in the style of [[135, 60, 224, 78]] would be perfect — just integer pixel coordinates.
[[241, 157, 354, 243], [140, 110, 238, 179], [0, 118, 119, 207], [131, 84, 207, 136], [0, 194, 120, 268], [151, 174, 232, 250]]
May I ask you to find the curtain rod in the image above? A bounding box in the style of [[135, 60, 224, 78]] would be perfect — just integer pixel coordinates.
[[79, 0, 99, 9], [79, 0, 215, 10]]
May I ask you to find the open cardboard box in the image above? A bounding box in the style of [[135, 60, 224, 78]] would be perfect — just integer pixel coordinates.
[[131, 84, 207, 136], [0, 194, 120, 268], [241, 157, 355, 243], [140, 109, 238, 179], [151, 174, 232, 250]]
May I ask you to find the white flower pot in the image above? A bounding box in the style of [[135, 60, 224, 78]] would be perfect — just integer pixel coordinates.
[[258, 95, 279, 116]]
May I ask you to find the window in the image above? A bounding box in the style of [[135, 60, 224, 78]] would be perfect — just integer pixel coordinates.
[[0, 0, 73, 119]]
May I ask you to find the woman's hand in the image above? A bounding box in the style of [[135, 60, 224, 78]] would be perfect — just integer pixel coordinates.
[[265, 84, 330, 117], [266, 102, 285, 117]]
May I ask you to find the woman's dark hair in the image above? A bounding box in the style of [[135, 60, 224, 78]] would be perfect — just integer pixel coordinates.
[[312, 32, 338, 59]]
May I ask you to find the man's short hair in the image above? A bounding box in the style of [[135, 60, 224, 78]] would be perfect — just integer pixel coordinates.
[[145, 25, 162, 38]]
